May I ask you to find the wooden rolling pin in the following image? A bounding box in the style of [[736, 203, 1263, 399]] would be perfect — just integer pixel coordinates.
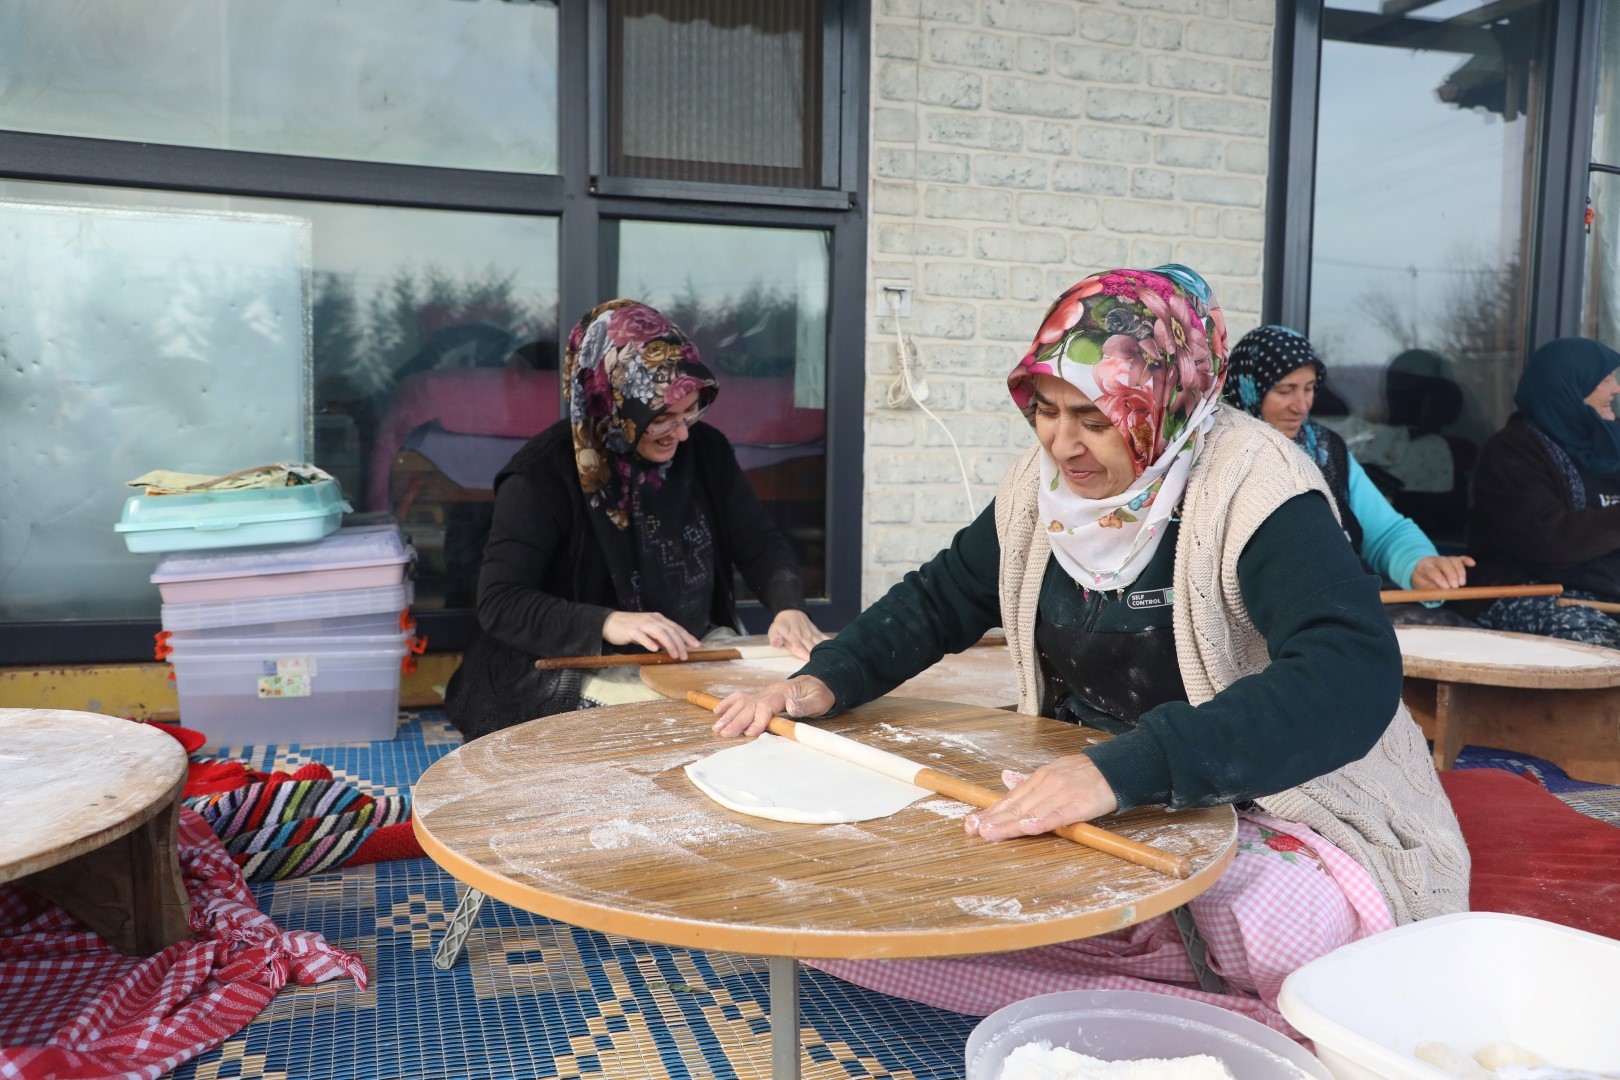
[[1558, 597, 1620, 615], [685, 689, 1194, 880], [1380, 583, 1563, 605], [538, 633, 1008, 671]]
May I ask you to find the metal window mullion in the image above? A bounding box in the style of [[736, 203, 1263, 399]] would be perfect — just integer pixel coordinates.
[[1262, 0, 1323, 332]]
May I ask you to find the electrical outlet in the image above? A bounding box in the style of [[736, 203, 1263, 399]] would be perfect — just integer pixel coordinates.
[[877, 280, 912, 318]]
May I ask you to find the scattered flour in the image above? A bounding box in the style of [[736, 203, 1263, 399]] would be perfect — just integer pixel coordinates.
[[917, 799, 971, 820], [998, 1043, 1234, 1080], [955, 896, 1022, 918], [877, 722, 919, 744]]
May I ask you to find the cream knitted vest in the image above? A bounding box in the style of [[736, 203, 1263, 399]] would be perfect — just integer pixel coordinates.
[[994, 406, 1469, 924]]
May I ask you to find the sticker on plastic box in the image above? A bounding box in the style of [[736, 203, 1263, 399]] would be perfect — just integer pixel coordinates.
[[257, 673, 312, 699]]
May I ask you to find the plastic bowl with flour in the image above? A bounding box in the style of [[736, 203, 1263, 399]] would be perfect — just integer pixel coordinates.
[[965, 990, 1330, 1080]]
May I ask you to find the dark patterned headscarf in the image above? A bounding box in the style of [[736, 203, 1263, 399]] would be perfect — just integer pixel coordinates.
[[564, 300, 718, 530], [563, 300, 720, 635], [1223, 325, 1361, 547]]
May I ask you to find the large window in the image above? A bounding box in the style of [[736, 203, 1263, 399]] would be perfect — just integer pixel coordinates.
[[0, 0, 867, 664], [1271, 0, 1597, 552], [1582, 2, 1620, 344]]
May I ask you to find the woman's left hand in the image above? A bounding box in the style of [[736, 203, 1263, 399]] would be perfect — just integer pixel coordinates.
[[1410, 554, 1475, 591], [963, 754, 1120, 842], [767, 609, 828, 660]]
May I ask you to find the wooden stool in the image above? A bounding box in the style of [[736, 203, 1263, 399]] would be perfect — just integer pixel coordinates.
[[0, 709, 191, 954], [1397, 626, 1620, 785]]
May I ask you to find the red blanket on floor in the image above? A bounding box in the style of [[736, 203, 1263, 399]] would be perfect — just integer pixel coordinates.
[[1439, 769, 1620, 940], [0, 809, 366, 1080]]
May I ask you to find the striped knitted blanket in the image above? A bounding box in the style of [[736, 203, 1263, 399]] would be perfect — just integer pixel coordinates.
[[186, 778, 413, 883]]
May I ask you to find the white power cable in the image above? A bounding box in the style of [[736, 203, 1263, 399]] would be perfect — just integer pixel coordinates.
[[882, 292, 977, 518]]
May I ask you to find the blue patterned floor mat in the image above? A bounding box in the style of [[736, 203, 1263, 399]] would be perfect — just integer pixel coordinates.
[[167, 711, 1618, 1080]]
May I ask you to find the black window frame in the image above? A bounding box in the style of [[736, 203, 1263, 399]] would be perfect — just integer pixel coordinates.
[[1264, 0, 1603, 346], [0, 0, 870, 665]]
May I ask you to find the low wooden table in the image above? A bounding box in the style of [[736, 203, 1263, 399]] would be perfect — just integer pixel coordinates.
[[0, 709, 191, 954], [413, 697, 1236, 1079], [1397, 626, 1620, 784], [641, 637, 1021, 710]]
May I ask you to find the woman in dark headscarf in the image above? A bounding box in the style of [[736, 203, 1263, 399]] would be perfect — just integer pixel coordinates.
[[443, 299, 825, 740], [1468, 338, 1620, 646], [1223, 326, 1473, 593]]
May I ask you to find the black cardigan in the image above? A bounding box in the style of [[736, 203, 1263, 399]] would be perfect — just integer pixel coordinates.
[[1467, 413, 1620, 603], [443, 420, 807, 737]]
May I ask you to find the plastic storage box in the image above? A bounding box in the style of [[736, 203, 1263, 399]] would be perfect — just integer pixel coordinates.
[[160, 581, 413, 633], [965, 990, 1330, 1079], [169, 628, 413, 749], [150, 525, 413, 602], [116, 479, 350, 554], [1278, 912, 1620, 1079]]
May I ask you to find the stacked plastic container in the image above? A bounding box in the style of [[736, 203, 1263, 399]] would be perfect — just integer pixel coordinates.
[[150, 525, 420, 749]]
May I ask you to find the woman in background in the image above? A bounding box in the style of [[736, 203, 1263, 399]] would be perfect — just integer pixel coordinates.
[[1468, 337, 1620, 647], [1223, 325, 1473, 594], [444, 299, 825, 740]]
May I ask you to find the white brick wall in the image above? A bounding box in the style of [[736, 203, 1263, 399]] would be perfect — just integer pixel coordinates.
[[860, 0, 1274, 603]]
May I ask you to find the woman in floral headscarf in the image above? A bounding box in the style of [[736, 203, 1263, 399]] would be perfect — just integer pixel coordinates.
[[444, 300, 825, 740], [1222, 325, 1473, 594], [709, 268, 1465, 1037]]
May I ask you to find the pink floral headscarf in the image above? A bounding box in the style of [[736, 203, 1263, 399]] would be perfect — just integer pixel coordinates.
[[564, 299, 717, 530], [1008, 265, 1229, 590]]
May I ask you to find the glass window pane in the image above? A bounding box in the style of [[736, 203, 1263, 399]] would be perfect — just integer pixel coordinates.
[[0, 0, 559, 174], [0, 179, 558, 623], [1581, 2, 1620, 342], [606, 219, 829, 598], [1309, 0, 1552, 546], [609, 0, 823, 188]]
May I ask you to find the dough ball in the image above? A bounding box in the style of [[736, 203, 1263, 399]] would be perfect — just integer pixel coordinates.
[[1415, 1043, 1494, 1079], [1474, 1042, 1544, 1070]]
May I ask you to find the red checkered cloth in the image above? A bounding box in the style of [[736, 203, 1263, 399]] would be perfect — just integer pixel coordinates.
[[0, 808, 366, 1080]]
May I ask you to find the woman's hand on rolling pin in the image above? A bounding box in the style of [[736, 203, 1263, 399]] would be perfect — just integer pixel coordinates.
[[1410, 554, 1474, 591], [711, 676, 835, 738], [766, 608, 829, 660], [964, 754, 1120, 842], [601, 611, 701, 660]]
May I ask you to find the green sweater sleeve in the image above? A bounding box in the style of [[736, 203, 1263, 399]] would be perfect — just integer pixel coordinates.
[[797, 503, 1003, 712], [1085, 491, 1402, 812]]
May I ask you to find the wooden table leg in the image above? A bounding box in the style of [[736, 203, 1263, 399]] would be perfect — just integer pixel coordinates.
[[769, 956, 802, 1080], [1431, 681, 1470, 772], [21, 788, 190, 955]]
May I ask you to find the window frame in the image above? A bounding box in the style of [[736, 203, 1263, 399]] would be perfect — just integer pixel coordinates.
[[1264, 0, 1603, 346], [0, 0, 870, 665]]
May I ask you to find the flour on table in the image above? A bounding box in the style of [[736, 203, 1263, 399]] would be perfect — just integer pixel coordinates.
[[684, 732, 929, 824], [1395, 627, 1616, 668], [998, 1043, 1234, 1080]]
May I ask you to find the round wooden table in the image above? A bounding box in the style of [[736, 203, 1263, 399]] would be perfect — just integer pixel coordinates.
[[640, 636, 1021, 710], [413, 697, 1236, 1078], [1396, 625, 1620, 784], [0, 709, 191, 954]]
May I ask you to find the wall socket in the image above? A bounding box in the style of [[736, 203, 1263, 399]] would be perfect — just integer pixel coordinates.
[[876, 279, 912, 318]]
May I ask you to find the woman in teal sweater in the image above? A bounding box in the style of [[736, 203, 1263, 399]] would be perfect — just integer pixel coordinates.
[[1222, 326, 1473, 593], [707, 268, 1465, 1033]]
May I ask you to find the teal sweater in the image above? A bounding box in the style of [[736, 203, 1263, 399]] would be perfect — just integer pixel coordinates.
[[1347, 455, 1439, 589], [798, 492, 1400, 813]]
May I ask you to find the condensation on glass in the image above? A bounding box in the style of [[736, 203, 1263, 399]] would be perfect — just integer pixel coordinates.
[[0, 179, 559, 622], [0, 0, 559, 174], [1308, 0, 1554, 544], [1581, 1, 1620, 346], [0, 198, 312, 620], [607, 219, 830, 597], [608, 0, 823, 188]]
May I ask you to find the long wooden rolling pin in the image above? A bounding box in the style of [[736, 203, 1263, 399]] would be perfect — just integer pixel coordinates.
[[1379, 583, 1563, 605], [684, 689, 1193, 880], [1558, 597, 1620, 615], [539, 633, 1008, 671]]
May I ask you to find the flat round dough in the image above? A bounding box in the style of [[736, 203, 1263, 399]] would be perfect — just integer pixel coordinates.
[[684, 733, 930, 824], [1396, 627, 1616, 668]]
